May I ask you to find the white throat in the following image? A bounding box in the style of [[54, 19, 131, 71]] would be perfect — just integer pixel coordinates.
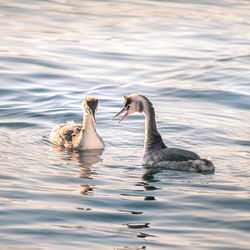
[[78, 113, 104, 150]]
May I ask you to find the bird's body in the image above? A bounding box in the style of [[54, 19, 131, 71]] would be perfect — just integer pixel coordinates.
[[49, 97, 104, 150], [113, 94, 215, 173], [143, 147, 214, 173]]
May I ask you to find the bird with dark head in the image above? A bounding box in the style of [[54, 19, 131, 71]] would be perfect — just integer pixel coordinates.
[[113, 94, 215, 173], [50, 97, 104, 150]]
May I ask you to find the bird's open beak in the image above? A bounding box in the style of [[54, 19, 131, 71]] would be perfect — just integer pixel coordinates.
[[112, 106, 129, 124]]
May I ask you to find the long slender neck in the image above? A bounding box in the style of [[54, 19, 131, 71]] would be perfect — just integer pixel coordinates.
[[77, 111, 104, 149], [82, 113, 96, 132], [143, 99, 166, 151]]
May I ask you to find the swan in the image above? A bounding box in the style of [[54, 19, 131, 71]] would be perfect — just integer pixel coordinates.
[[112, 94, 215, 173], [49, 97, 104, 150]]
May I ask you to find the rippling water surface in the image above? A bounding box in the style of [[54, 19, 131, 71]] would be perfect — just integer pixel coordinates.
[[1, 0, 250, 249]]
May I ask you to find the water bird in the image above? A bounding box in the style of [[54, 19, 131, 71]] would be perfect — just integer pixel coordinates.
[[49, 97, 104, 150], [112, 94, 215, 173]]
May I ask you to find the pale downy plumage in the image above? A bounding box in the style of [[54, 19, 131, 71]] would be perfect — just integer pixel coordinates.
[[113, 94, 215, 173], [49, 97, 104, 150]]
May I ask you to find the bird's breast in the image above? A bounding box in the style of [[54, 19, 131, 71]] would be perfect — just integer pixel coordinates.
[[78, 129, 105, 150]]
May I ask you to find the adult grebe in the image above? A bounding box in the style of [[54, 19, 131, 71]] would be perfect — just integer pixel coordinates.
[[49, 97, 104, 150], [112, 94, 215, 173]]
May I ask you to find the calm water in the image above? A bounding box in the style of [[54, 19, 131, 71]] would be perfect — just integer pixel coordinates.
[[1, 0, 250, 249]]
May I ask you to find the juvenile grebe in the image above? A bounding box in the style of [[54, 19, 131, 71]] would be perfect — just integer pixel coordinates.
[[112, 94, 215, 173], [49, 97, 104, 150]]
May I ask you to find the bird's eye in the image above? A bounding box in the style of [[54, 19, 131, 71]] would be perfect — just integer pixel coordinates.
[[127, 105, 130, 109]]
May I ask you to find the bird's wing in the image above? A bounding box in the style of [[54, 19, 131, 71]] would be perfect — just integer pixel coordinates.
[[160, 147, 201, 162], [60, 123, 82, 143]]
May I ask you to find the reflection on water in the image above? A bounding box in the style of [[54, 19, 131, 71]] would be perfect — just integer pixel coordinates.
[[0, 0, 250, 249], [52, 147, 103, 167], [75, 150, 103, 194], [52, 146, 103, 193]]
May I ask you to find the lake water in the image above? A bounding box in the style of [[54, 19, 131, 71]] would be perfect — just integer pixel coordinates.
[[0, 0, 250, 249]]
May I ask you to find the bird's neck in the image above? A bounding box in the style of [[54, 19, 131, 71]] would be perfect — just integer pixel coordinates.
[[82, 113, 95, 132], [78, 112, 104, 150], [143, 99, 166, 152]]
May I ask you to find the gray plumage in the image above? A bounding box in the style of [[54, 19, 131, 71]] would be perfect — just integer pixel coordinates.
[[113, 94, 215, 173]]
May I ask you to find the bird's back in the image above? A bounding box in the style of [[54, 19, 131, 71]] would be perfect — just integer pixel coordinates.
[[163, 147, 201, 161], [143, 147, 214, 173], [49, 121, 82, 149]]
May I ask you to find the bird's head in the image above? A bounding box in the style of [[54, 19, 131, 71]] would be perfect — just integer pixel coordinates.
[[83, 97, 99, 124], [112, 94, 145, 123]]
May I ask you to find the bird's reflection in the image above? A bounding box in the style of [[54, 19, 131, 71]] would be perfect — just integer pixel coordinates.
[[52, 146, 103, 194], [72, 150, 103, 178], [66, 149, 103, 166], [70, 149, 103, 194], [133, 167, 162, 201], [140, 166, 162, 182]]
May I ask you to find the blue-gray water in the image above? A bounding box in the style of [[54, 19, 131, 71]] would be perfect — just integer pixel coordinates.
[[1, 0, 250, 249]]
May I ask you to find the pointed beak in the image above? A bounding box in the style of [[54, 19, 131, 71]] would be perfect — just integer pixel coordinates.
[[112, 106, 129, 124]]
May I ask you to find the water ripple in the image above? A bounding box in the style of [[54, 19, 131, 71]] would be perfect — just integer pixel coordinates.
[[0, 0, 250, 249]]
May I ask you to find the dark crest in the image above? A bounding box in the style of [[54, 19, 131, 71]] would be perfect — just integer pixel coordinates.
[[123, 96, 131, 107], [85, 97, 98, 112]]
